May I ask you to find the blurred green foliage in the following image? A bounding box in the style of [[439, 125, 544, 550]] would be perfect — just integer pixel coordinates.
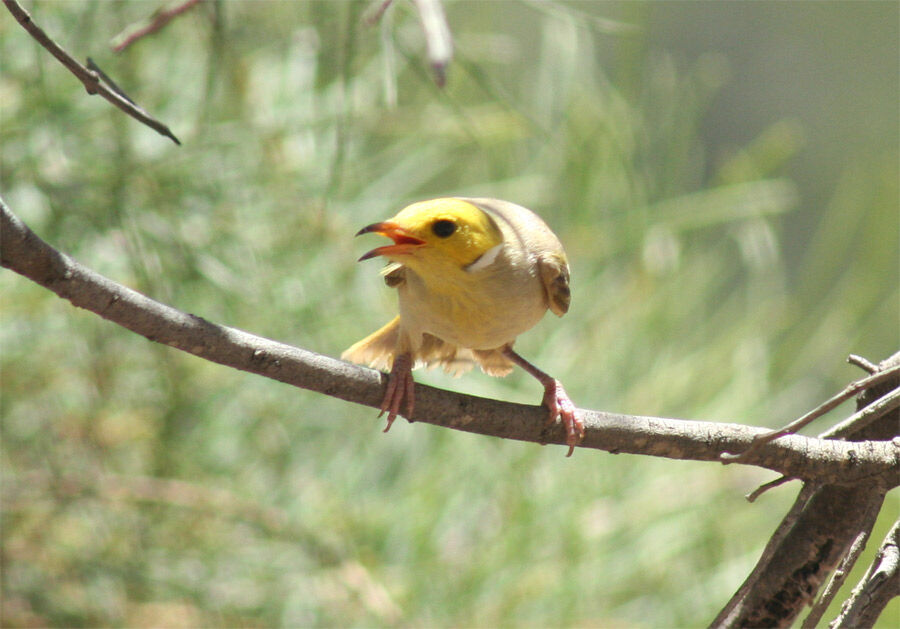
[[1, 1, 897, 627]]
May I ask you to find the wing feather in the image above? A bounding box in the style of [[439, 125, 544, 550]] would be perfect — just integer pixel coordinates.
[[539, 253, 571, 316]]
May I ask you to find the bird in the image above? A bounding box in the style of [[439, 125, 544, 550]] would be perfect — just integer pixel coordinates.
[[342, 197, 584, 456]]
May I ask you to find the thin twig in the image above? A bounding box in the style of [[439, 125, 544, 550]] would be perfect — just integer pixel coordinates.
[[412, 0, 453, 87], [86, 57, 135, 104], [721, 363, 900, 463], [800, 500, 882, 628], [745, 475, 794, 503], [848, 354, 878, 374], [820, 386, 900, 440], [831, 519, 900, 627], [3, 0, 181, 145], [111, 0, 204, 53]]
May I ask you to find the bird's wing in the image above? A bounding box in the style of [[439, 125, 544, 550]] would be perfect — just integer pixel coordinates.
[[538, 252, 571, 317], [381, 262, 406, 287]]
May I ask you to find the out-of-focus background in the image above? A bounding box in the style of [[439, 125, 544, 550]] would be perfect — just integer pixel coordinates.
[[1, 1, 897, 626]]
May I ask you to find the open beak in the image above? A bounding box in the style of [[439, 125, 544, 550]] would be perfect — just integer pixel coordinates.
[[356, 221, 426, 261]]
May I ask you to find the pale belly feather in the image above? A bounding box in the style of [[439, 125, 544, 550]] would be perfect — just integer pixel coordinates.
[[397, 265, 547, 351]]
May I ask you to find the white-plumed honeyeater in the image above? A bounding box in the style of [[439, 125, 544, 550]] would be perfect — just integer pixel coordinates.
[[343, 197, 583, 455]]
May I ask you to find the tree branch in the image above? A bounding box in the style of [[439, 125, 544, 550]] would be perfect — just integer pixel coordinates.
[[831, 519, 900, 628], [2, 198, 898, 482], [3, 0, 181, 145], [800, 500, 882, 628], [711, 352, 900, 628], [712, 483, 889, 628]]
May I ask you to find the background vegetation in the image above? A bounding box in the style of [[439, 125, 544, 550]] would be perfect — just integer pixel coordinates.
[[2, 1, 897, 626]]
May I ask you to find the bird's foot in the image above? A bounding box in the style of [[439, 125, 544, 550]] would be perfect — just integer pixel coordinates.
[[499, 346, 583, 457], [379, 352, 415, 432], [542, 379, 584, 457]]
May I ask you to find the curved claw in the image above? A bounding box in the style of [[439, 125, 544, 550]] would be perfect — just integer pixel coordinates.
[[542, 379, 584, 457], [379, 352, 415, 432]]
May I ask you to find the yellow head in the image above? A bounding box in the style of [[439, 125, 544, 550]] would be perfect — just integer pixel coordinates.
[[356, 198, 503, 272]]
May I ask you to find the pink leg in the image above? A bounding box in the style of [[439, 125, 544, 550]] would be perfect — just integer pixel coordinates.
[[379, 352, 415, 432], [503, 346, 584, 457]]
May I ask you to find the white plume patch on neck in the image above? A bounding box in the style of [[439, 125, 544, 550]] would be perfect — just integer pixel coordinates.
[[465, 243, 504, 272]]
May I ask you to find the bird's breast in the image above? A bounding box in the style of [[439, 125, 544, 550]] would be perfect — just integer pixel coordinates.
[[397, 261, 547, 351]]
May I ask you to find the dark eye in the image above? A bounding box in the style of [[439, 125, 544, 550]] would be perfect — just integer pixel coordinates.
[[431, 219, 456, 238]]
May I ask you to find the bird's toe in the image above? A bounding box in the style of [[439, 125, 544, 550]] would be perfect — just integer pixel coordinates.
[[543, 380, 583, 457]]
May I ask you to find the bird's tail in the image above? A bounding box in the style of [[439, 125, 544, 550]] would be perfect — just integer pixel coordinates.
[[341, 316, 401, 372]]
